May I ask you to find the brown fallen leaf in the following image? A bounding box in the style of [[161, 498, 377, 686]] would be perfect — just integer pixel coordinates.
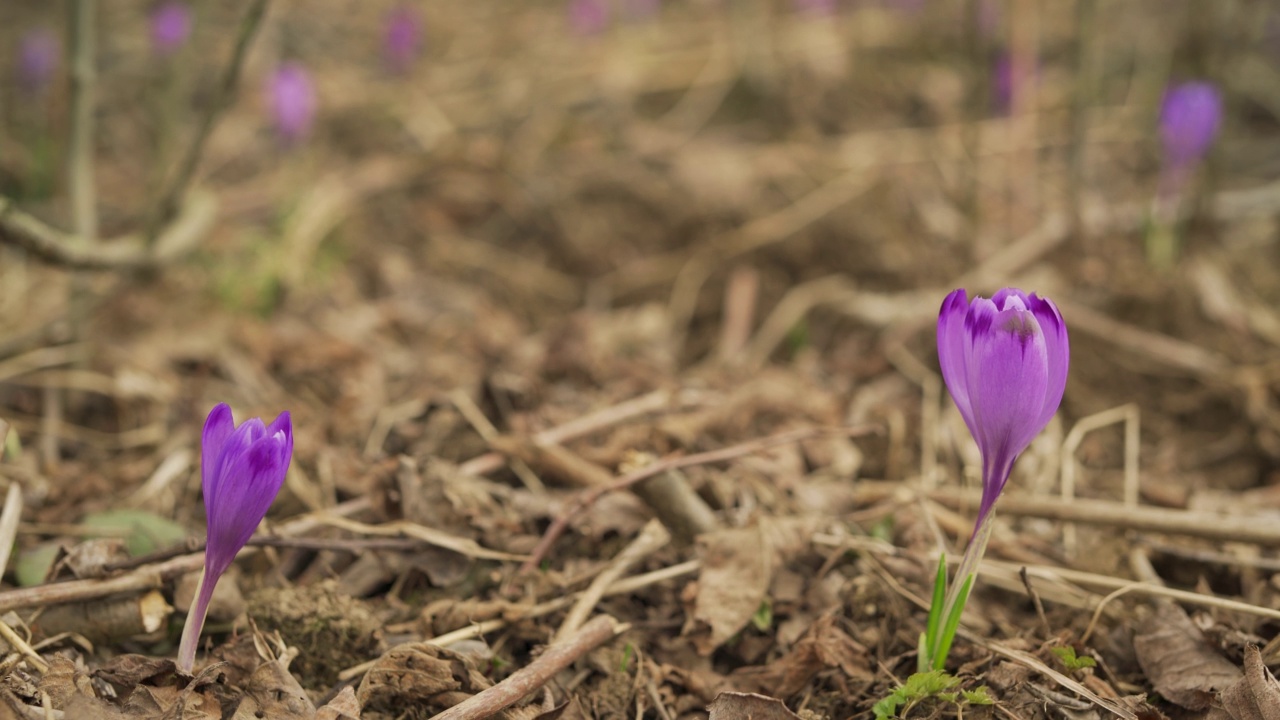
[[707, 692, 803, 720], [316, 686, 362, 720], [1133, 603, 1241, 711], [689, 525, 772, 655], [232, 653, 315, 719], [1214, 645, 1280, 720], [729, 611, 872, 697]]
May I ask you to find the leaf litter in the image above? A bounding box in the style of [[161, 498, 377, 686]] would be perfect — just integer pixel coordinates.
[[2, 0, 1280, 718]]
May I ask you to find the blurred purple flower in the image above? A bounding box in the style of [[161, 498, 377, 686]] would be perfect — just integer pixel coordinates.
[[569, 0, 609, 36], [383, 5, 423, 74], [150, 2, 193, 56], [267, 62, 317, 144], [1159, 81, 1222, 172], [177, 404, 293, 673], [17, 28, 59, 94], [937, 288, 1068, 529], [992, 51, 1038, 116]]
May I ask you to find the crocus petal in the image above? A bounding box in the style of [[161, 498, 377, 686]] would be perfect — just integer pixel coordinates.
[[966, 305, 1049, 457], [950, 290, 1058, 524], [200, 404, 235, 509], [1027, 293, 1068, 430], [204, 416, 291, 575], [204, 417, 265, 513], [937, 289, 976, 436]]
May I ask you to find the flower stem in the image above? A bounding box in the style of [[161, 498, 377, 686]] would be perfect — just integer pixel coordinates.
[[176, 564, 217, 673], [928, 510, 995, 669]]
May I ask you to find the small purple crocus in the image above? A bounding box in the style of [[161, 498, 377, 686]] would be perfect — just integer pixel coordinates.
[[17, 28, 59, 95], [150, 2, 193, 56], [383, 5, 423, 74], [1159, 81, 1222, 175], [937, 288, 1068, 528], [266, 62, 317, 145], [568, 0, 609, 36], [177, 404, 292, 673]]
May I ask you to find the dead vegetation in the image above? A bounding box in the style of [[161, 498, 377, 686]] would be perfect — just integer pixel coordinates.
[[0, 0, 1279, 717]]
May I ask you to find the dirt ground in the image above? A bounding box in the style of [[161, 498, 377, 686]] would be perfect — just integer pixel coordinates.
[[1, 0, 1280, 718]]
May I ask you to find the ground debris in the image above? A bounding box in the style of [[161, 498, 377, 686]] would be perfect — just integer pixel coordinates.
[[1133, 603, 1241, 711]]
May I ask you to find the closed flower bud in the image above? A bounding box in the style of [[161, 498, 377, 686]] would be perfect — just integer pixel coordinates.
[[150, 2, 192, 56], [177, 404, 292, 673], [1159, 81, 1222, 172], [936, 288, 1068, 527], [267, 62, 316, 145]]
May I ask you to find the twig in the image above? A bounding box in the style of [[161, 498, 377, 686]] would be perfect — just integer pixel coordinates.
[[0, 497, 371, 613], [518, 425, 874, 574], [555, 519, 669, 643], [149, 0, 269, 236], [0, 191, 218, 270], [458, 389, 685, 477], [0, 484, 23, 580], [850, 482, 1280, 546], [0, 615, 47, 674], [338, 559, 700, 682], [430, 614, 626, 720]]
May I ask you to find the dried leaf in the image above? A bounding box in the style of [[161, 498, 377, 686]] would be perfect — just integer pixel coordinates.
[[707, 692, 803, 720], [1215, 645, 1280, 720], [729, 612, 872, 696], [316, 686, 362, 720], [691, 526, 772, 655], [1133, 603, 1240, 710]]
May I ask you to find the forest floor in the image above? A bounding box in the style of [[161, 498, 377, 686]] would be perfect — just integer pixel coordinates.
[[1, 1, 1280, 718]]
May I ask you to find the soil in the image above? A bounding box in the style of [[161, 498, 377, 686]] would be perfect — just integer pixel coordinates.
[[1, 0, 1279, 718]]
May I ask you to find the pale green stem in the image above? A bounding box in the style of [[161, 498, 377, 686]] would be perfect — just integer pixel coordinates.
[[929, 510, 995, 667], [176, 563, 217, 674]]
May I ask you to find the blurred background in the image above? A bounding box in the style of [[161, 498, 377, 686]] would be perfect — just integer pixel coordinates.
[[0, 0, 1279, 570]]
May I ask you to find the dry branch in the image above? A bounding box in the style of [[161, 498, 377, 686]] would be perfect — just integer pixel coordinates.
[[430, 614, 626, 720], [0, 191, 218, 271]]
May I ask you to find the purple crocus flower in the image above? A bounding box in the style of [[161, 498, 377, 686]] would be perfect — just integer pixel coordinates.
[[266, 62, 317, 145], [1159, 81, 1222, 173], [150, 2, 193, 56], [937, 288, 1068, 528], [568, 0, 609, 36], [383, 5, 422, 74], [17, 28, 59, 95], [177, 404, 292, 673]]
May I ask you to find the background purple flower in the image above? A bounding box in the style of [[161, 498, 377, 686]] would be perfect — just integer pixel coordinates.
[[992, 51, 1039, 116], [1159, 81, 1222, 172], [267, 62, 317, 144], [17, 28, 59, 94], [383, 5, 423, 74], [568, 0, 609, 36], [151, 2, 193, 56]]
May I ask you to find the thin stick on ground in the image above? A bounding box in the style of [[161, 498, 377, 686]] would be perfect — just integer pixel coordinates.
[[338, 559, 700, 682], [518, 424, 874, 574], [431, 615, 627, 720], [555, 519, 669, 643]]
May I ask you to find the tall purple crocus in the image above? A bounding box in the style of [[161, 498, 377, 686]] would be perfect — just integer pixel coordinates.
[[1158, 81, 1222, 193], [150, 2, 193, 56], [383, 5, 422, 74], [937, 288, 1068, 528], [266, 62, 317, 145], [17, 28, 59, 95], [177, 404, 292, 673]]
